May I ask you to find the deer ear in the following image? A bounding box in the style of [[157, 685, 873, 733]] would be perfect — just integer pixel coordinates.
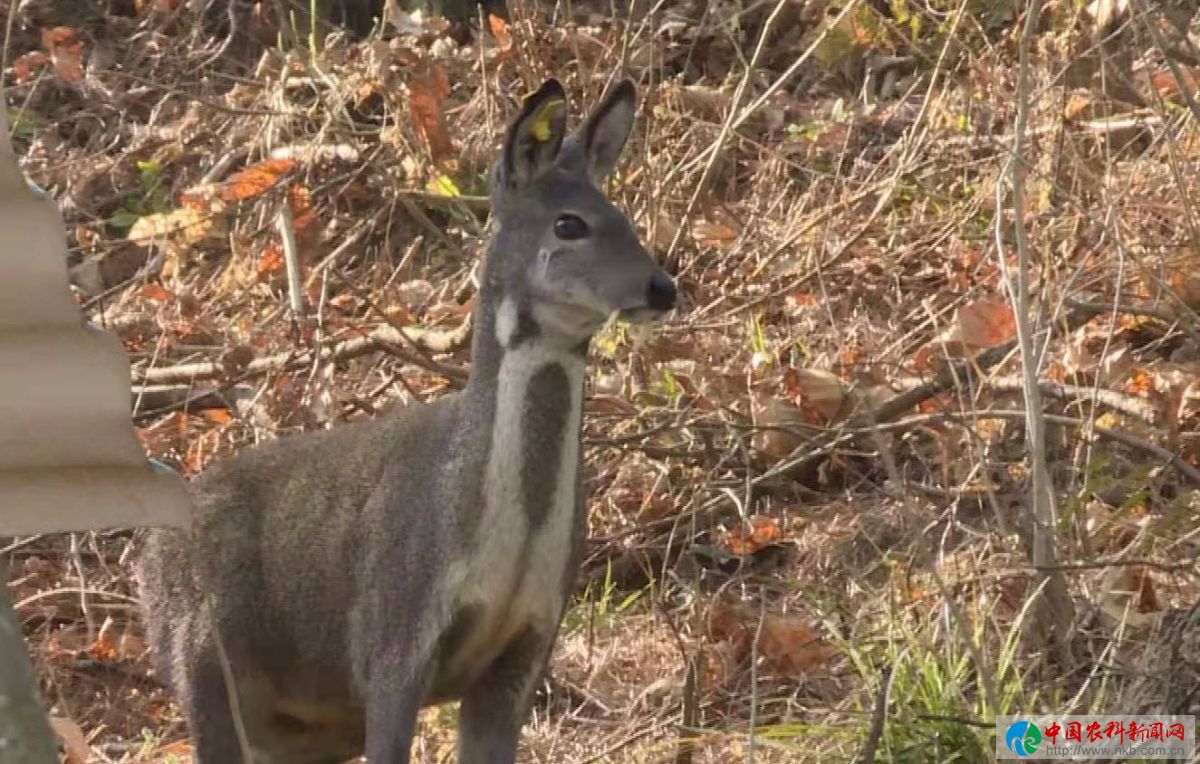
[[500, 79, 568, 188], [566, 79, 636, 183]]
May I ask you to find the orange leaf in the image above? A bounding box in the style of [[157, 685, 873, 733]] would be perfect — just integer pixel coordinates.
[[88, 617, 120, 663], [785, 291, 818, 313], [1063, 91, 1093, 120], [724, 515, 783, 556], [1124, 367, 1158, 397], [706, 600, 836, 679], [257, 245, 285, 279], [910, 343, 935, 373], [759, 611, 838, 676], [201, 408, 233, 425], [219, 159, 296, 202], [488, 13, 514, 53], [408, 63, 454, 165], [288, 184, 316, 238], [139, 283, 173, 302], [917, 393, 954, 414], [41, 27, 83, 82]]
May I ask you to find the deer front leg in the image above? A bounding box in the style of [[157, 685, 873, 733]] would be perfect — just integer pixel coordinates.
[[364, 653, 431, 764], [457, 626, 554, 764]]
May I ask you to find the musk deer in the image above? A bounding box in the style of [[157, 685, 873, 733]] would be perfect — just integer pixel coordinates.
[[137, 78, 676, 764]]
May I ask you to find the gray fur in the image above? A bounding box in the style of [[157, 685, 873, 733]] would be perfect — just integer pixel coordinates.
[[136, 78, 674, 764], [521, 363, 571, 529]]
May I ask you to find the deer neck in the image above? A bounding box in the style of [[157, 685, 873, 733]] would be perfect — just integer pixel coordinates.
[[462, 272, 588, 530]]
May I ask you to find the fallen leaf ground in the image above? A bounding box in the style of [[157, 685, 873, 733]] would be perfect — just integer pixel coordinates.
[[6, 0, 1200, 761]]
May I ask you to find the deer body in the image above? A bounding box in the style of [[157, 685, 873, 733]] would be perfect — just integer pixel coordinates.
[[137, 79, 674, 764]]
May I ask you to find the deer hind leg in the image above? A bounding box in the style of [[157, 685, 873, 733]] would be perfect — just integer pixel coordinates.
[[178, 621, 290, 764], [180, 647, 264, 764], [457, 626, 553, 764]]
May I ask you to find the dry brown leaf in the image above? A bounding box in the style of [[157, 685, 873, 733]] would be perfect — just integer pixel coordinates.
[[202, 408, 233, 425], [659, 83, 732, 122], [488, 13, 514, 53], [1170, 263, 1200, 308], [48, 716, 89, 764], [288, 184, 316, 239], [118, 629, 146, 661], [759, 612, 837, 676], [1064, 91, 1093, 120], [257, 245, 284, 280], [783, 367, 846, 424], [88, 615, 120, 663], [408, 62, 454, 165], [785, 291, 819, 315], [139, 283, 173, 302], [1124, 367, 1158, 398], [42, 27, 84, 82], [1151, 66, 1199, 106], [751, 394, 804, 459], [128, 207, 212, 251], [952, 299, 1017, 349], [155, 739, 193, 760], [707, 599, 836, 680], [11, 51, 50, 84], [692, 219, 739, 248], [1100, 565, 1161, 628], [724, 515, 784, 556], [219, 158, 296, 202]]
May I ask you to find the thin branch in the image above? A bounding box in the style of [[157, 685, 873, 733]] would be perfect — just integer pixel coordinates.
[[277, 202, 305, 318], [995, 0, 1074, 658], [873, 408, 1200, 486], [857, 665, 893, 764], [133, 321, 470, 386]]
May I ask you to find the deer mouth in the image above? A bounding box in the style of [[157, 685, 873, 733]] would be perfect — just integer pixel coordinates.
[[617, 305, 671, 324]]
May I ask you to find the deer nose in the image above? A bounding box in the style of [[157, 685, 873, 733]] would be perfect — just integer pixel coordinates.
[[646, 272, 677, 312]]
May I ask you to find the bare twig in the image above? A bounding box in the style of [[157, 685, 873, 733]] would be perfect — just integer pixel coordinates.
[[133, 322, 470, 386], [857, 665, 893, 764], [871, 409, 1200, 487], [747, 589, 765, 764], [277, 202, 305, 318], [995, 0, 1074, 658], [983, 375, 1161, 423]]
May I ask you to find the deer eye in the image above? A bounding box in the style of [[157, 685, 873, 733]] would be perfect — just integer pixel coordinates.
[[554, 214, 590, 240]]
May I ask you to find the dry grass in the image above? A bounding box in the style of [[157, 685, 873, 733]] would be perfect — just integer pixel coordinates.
[[6, 0, 1200, 761]]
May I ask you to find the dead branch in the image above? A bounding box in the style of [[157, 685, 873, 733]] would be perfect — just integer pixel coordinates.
[[857, 665, 892, 764], [133, 320, 471, 386], [871, 409, 1200, 487], [984, 375, 1161, 423]]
